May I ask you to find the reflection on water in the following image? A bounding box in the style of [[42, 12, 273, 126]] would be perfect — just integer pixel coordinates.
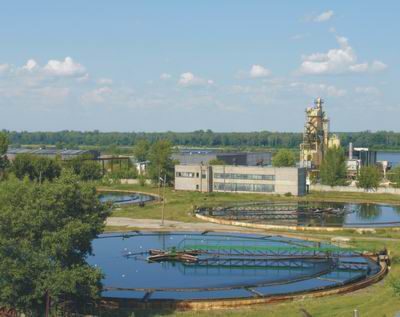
[[354, 204, 382, 221], [88, 232, 380, 300], [208, 202, 400, 227], [98, 192, 154, 205]]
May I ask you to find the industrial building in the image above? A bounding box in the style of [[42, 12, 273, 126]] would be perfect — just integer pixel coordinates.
[[172, 150, 272, 166], [175, 164, 306, 196], [6, 148, 100, 161], [299, 98, 340, 169]]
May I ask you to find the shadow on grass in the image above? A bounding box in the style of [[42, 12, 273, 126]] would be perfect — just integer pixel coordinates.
[[98, 307, 177, 317]]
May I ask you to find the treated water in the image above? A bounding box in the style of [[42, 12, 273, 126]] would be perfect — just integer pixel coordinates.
[[98, 192, 154, 205], [205, 202, 400, 228], [88, 232, 380, 300]]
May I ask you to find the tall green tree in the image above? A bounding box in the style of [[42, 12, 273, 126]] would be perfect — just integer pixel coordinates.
[[68, 156, 102, 181], [272, 149, 296, 167], [388, 166, 400, 188], [12, 154, 61, 182], [208, 158, 225, 165], [133, 139, 150, 162], [357, 166, 381, 191], [0, 171, 109, 315], [147, 140, 174, 184], [319, 146, 347, 186], [0, 132, 9, 179]]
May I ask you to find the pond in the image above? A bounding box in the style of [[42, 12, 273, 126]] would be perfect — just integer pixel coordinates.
[[198, 202, 400, 228], [98, 192, 155, 205], [87, 232, 381, 300]]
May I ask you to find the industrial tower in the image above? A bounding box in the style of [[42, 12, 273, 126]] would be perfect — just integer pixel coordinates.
[[300, 98, 339, 169]]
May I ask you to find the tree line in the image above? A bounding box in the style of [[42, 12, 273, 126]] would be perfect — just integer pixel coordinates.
[[5, 130, 400, 149]]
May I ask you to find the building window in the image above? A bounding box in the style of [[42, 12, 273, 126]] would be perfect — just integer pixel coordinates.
[[176, 171, 196, 178], [196, 184, 199, 190], [196, 172, 199, 178], [213, 182, 275, 193], [214, 173, 275, 181]]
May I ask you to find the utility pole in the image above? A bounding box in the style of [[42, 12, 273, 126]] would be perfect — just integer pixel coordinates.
[[158, 165, 161, 204], [161, 174, 166, 226]]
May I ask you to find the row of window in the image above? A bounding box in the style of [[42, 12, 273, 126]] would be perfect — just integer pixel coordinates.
[[214, 182, 275, 193], [176, 171, 198, 178], [176, 171, 206, 178], [213, 173, 275, 181]]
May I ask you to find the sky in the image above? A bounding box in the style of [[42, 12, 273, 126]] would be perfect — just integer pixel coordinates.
[[0, 1, 398, 132]]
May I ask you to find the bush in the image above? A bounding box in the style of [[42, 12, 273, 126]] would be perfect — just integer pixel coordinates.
[[272, 149, 296, 167], [390, 278, 400, 296], [357, 166, 381, 191], [107, 167, 138, 180]]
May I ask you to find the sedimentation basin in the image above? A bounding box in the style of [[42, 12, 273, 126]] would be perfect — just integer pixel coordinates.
[[88, 231, 388, 310]]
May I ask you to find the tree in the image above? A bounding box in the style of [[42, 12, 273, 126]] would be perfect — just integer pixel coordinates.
[[208, 158, 225, 165], [12, 154, 61, 182], [0, 171, 110, 315], [357, 166, 381, 191], [272, 149, 296, 167], [0, 132, 9, 179], [147, 140, 174, 184], [68, 156, 102, 181], [79, 161, 103, 181], [388, 166, 400, 188], [319, 146, 347, 186], [133, 139, 150, 162]]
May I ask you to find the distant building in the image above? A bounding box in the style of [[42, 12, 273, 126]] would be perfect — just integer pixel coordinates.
[[6, 148, 100, 161], [172, 150, 272, 166], [175, 164, 306, 196], [346, 143, 378, 178]]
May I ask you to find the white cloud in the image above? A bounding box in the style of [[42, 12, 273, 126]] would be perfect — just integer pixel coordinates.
[[355, 86, 381, 95], [299, 36, 387, 75], [44, 57, 86, 77], [291, 33, 309, 41], [160, 73, 172, 80], [249, 64, 271, 78], [178, 72, 213, 87], [81, 87, 113, 104], [314, 10, 334, 22], [22, 59, 39, 72], [97, 77, 113, 85], [0, 64, 10, 74], [370, 60, 387, 72], [290, 82, 346, 97]]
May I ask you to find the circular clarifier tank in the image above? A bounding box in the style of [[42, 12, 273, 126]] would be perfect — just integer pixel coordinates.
[[88, 232, 386, 304], [98, 191, 155, 205], [197, 201, 400, 228]]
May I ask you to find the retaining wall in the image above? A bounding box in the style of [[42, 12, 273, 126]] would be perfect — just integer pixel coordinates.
[[311, 184, 400, 195]]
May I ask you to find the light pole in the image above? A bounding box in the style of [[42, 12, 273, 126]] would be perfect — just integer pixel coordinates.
[[160, 174, 166, 226]]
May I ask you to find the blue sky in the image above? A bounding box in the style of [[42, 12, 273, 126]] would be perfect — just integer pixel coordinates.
[[0, 1, 398, 132]]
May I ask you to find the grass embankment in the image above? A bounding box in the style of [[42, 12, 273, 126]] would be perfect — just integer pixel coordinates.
[[98, 184, 400, 317]]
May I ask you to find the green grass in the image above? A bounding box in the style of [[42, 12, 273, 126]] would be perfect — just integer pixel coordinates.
[[98, 184, 400, 316]]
